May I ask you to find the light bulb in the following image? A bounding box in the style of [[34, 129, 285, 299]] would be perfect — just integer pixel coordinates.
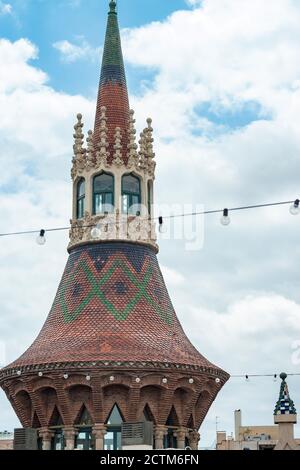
[[220, 209, 231, 226], [36, 229, 46, 245], [215, 378, 221, 384], [290, 199, 300, 215], [158, 216, 167, 234], [91, 226, 101, 239]]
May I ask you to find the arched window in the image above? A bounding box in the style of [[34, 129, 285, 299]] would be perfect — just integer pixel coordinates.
[[77, 178, 85, 219], [93, 172, 114, 214], [122, 174, 141, 215], [147, 180, 153, 216]]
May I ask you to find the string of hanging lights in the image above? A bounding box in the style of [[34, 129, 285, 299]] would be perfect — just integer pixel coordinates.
[[0, 198, 298, 245], [231, 373, 300, 382]]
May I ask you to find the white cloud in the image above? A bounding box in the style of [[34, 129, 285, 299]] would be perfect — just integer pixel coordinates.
[[180, 294, 300, 445], [161, 265, 185, 286], [123, 0, 300, 137], [53, 38, 101, 63], [0, 2, 12, 16]]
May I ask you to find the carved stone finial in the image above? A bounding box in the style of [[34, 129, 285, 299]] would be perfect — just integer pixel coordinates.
[[127, 109, 139, 169], [145, 117, 156, 178], [113, 127, 123, 167], [138, 131, 147, 171], [71, 113, 86, 179], [73, 113, 85, 156], [96, 106, 109, 168], [86, 130, 95, 169]]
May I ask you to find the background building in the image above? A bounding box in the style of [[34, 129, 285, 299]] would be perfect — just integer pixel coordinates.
[[0, 1, 228, 451], [217, 373, 300, 451], [0, 431, 13, 450]]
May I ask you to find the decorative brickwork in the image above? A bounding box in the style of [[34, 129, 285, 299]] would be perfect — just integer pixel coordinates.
[[94, 1, 129, 164], [3, 243, 225, 367]]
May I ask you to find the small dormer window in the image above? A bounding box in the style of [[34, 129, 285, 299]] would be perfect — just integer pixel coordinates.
[[77, 178, 85, 219], [93, 172, 114, 214], [122, 174, 141, 215]]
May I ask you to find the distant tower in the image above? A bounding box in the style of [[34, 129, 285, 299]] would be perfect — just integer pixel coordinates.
[[274, 373, 299, 451], [0, 1, 229, 450]]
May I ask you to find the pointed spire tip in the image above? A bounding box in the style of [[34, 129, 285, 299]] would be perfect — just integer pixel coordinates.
[[109, 0, 117, 13]]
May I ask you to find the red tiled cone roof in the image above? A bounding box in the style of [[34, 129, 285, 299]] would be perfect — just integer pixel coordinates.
[[93, 1, 130, 164], [7, 243, 224, 373]]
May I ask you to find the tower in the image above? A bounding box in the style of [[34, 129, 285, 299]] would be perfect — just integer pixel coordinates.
[[273, 373, 299, 451], [0, 1, 229, 450]]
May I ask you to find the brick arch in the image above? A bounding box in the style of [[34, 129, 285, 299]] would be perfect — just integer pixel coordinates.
[[195, 390, 212, 428], [173, 387, 195, 425], [37, 387, 58, 424], [49, 405, 64, 426], [102, 384, 130, 422], [176, 377, 197, 393], [101, 374, 132, 388], [32, 378, 55, 393], [186, 413, 195, 430], [166, 404, 180, 427], [139, 402, 156, 423], [74, 403, 93, 426], [15, 390, 32, 427], [63, 374, 93, 389], [68, 384, 94, 424], [13, 381, 30, 396], [138, 385, 163, 424], [138, 374, 170, 388]]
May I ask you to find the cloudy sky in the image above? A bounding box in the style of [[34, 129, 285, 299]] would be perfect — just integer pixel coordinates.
[[1, 0, 300, 448]]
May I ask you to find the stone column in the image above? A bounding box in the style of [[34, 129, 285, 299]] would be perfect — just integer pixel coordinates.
[[274, 414, 299, 450], [154, 425, 168, 450], [85, 174, 92, 216], [189, 430, 200, 450], [64, 426, 77, 451], [174, 427, 187, 449], [92, 424, 107, 450], [39, 428, 54, 451]]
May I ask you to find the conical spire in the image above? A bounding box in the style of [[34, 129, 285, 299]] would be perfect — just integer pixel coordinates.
[[274, 373, 297, 416], [94, 0, 130, 164]]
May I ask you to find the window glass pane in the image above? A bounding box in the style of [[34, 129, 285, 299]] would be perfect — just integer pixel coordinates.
[[132, 195, 139, 206], [116, 432, 122, 450], [122, 175, 140, 194], [107, 405, 123, 425], [103, 193, 113, 213], [77, 198, 85, 219], [104, 432, 114, 451], [77, 179, 85, 198], [94, 194, 104, 214], [105, 193, 113, 206], [94, 173, 114, 193], [148, 182, 152, 215], [122, 194, 129, 214]]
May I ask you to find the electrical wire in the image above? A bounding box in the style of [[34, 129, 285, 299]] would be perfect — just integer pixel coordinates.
[[0, 199, 298, 238], [231, 373, 300, 378]]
